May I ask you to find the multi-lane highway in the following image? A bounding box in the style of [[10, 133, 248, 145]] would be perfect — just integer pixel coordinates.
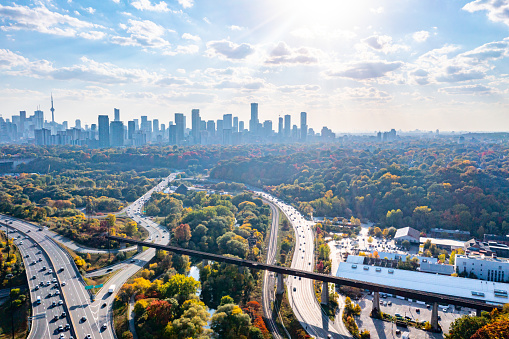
[[257, 192, 350, 339], [1, 172, 177, 339]]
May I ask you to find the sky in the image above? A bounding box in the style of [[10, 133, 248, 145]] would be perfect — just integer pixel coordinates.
[[1, 0, 509, 133]]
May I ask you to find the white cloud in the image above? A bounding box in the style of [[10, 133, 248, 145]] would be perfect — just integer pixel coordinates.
[[278, 84, 320, 93], [112, 0, 120, 3], [112, 19, 171, 49], [0, 49, 29, 69], [326, 61, 403, 79], [370, 7, 384, 14], [206, 40, 255, 60], [78, 31, 106, 40], [413, 30, 430, 43], [84, 7, 95, 14], [463, 0, 509, 27], [229, 25, 244, 31], [182, 33, 200, 42], [291, 26, 356, 40], [131, 0, 170, 12], [0, 4, 101, 37], [440, 84, 497, 95], [177, 0, 194, 9], [362, 34, 408, 54], [203, 17, 211, 24], [265, 42, 319, 65], [163, 44, 199, 55], [338, 86, 391, 102]]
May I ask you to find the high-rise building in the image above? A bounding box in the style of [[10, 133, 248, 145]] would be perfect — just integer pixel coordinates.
[[249, 103, 259, 134], [233, 117, 239, 133], [114, 108, 120, 122], [175, 113, 185, 144], [278, 116, 283, 136], [98, 115, 110, 147], [50, 94, 55, 123], [284, 114, 291, 138], [223, 114, 232, 130], [239, 121, 244, 132], [263, 120, 272, 137], [75, 119, 81, 129], [133, 119, 139, 131], [128, 121, 135, 140], [191, 109, 200, 144], [300, 111, 307, 141], [206, 120, 215, 137], [19, 111, 26, 135], [216, 119, 223, 138], [153, 119, 159, 132], [34, 109, 44, 129], [110, 121, 124, 147], [141, 116, 149, 132], [168, 123, 177, 144]]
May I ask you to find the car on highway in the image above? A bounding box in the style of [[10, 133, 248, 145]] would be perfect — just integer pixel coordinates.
[[55, 290, 60, 295], [58, 300, 63, 305], [102, 302, 107, 308], [102, 323, 108, 329], [54, 315, 59, 321], [61, 281, 66, 286], [81, 316, 87, 322], [35, 285, 39, 291], [61, 312, 66, 318]]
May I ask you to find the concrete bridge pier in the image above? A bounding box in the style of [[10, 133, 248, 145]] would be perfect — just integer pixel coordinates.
[[431, 301, 439, 331], [137, 244, 143, 253], [371, 291, 380, 317], [321, 281, 329, 305], [276, 274, 284, 295]]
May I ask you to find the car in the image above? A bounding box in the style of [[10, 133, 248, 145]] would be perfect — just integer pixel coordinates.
[[52, 278, 57, 283], [25, 254, 30, 258], [380, 300, 384, 305], [64, 324, 70, 330], [383, 301, 387, 306], [27, 230, 30, 233], [35, 285, 39, 291], [86, 334, 91, 339], [293, 287, 296, 292], [61, 281, 66, 286], [102, 303, 107, 308], [55, 290, 60, 295], [438, 315, 441, 321], [426, 304, 431, 309], [47, 281, 50, 286], [32, 261, 36, 265], [81, 316, 87, 322], [38, 257, 42, 262], [404, 316, 412, 320], [416, 308, 420, 313], [442, 308, 448, 312], [32, 275, 36, 280], [48, 269, 53, 274], [130, 259, 135, 263], [388, 301, 392, 306], [59, 334, 65, 339], [58, 300, 63, 305], [60, 267, 64, 272], [42, 266, 46, 270], [40, 281, 44, 286], [395, 329, 401, 335], [395, 313, 403, 318], [106, 268, 113, 272], [101, 323, 107, 329], [61, 312, 66, 318], [58, 325, 63, 331], [54, 283, 59, 288], [54, 315, 59, 321]]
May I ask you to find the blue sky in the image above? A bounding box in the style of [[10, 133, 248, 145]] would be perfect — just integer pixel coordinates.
[[1, 0, 509, 132]]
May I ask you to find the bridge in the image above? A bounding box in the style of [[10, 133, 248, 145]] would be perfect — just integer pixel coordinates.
[[109, 235, 500, 331]]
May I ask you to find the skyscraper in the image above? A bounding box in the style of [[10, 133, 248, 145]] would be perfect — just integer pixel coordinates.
[[191, 109, 201, 144], [233, 117, 239, 133], [128, 121, 135, 140], [284, 114, 291, 138], [75, 119, 81, 129], [207, 120, 215, 137], [300, 112, 307, 141], [175, 113, 185, 144], [223, 114, 232, 130], [98, 115, 110, 147], [249, 103, 259, 134], [110, 121, 124, 147], [153, 119, 159, 132], [278, 116, 283, 136], [114, 108, 120, 122]]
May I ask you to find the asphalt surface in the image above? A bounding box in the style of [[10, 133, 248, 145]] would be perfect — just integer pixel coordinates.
[[257, 192, 350, 339]]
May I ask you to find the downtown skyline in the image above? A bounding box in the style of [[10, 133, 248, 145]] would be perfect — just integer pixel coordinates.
[[1, 0, 509, 132]]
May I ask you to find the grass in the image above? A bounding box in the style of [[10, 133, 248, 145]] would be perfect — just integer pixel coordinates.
[[0, 294, 29, 339], [0, 231, 27, 288], [59, 242, 136, 273], [113, 300, 130, 339]]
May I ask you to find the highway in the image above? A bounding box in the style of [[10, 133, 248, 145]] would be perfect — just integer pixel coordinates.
[[1, 172, 177, 339], [260, 199, 284, 339], [256, 192, 350, 339]]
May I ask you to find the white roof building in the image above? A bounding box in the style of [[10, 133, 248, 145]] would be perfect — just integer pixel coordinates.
[[455, 254, 509, 282], [336, 262, 509, 306], [394, 227, 420, 243]]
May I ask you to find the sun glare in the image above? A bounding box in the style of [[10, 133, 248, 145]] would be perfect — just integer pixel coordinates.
[[284, 0, 369, 28]]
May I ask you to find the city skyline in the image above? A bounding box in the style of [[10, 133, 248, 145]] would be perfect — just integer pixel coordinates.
[[1, 1, 509, 132]]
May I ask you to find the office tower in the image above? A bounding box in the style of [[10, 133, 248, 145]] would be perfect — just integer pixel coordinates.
[[249, 103, 258, 134], [35, 128, 51, 146], [34, 109, 44, 129], [206, 120, 215, 137], [75, 119, 81, 129], [292, 125, 298, 138], [63, 121, 68, 130], [128, 121, 135, 140], [153, 119, 159, 132], [98, 115, 110, 147], [91, 124, 97, 140], [233, 117, 238, 133], [300, 111, 307, 141], [278, 117, 283, 136], [110, 121, 124, 147], [200, 120, 206, 131], [160, 124, 166, 136], [284, 114, 291, 138], [133, 119, 139, 131], [223, 114, 232, 130], [216, 119, 223, 136], [239, 121, 244, 132], [175, 113, 185, 144], [191, 109, 201, 144], [114, 108, 120, 122], [168, 123, 177, 144], [263, 120, 272, 137], [19, 111, 26, 135], [50, 94, 55, 123], [141, 116, 148, 132]]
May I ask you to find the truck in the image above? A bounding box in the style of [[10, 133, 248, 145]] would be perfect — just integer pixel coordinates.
[[108, 285, 116, 294]]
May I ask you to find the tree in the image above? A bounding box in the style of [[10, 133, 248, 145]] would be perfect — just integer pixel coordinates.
[[160, 274, 200, 304], [446, 315, 489, 339], [210, 303, 252, 339], [175, 223, 191, 243], [402, 240, 410, 250], [165, 301, 211, 338], [106, 214, 116, 228], [146, 299, 174, 326], [124, 221, 138, 236], [373, 227, 382, 238]]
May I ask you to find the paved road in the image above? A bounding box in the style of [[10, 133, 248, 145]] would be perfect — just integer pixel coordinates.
[[260, 199, 284, 339], [257, 192, 351, 339]]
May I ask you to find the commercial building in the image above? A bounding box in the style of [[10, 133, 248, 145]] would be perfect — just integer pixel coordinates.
[[455, 254, 509, 282], [98, 115, 110, 147], [249, 103, 259, 134], [394, 227, 420, 244], [110, 121, 124, 147]]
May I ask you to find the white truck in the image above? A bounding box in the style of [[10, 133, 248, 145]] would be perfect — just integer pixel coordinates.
[[108, 285, 116, 294]]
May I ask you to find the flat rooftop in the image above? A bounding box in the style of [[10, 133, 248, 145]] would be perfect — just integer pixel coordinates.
[[336, 262, 509, 306], [420, 237, 465, 248]]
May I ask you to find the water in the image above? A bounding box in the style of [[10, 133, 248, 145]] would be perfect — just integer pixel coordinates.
[[188, 265, 216, 321]]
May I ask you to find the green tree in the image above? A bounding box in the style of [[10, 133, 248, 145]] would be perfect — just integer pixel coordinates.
[[210, 303, 252, 339], [445, 315, 489, 339]]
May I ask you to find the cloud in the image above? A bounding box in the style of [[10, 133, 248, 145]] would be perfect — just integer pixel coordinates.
[[112, 19, 170, 49], [327, 61, 403, 79], [163, 44, 199, 55], [362, 35, 408, 53], [278, 84, 321, 93], [229, 25, 244, 31], [0, 4, 101, 37], [182, 33, 200, 42], [413, 30, 430, 42], [435, 68, 485, 82], [265, 42, 319, 65], [0, 49, 29, 69], [203, 17, 211, 24], [440, 84, 497, 95], [214, 79, 264, 90], [154, 76, 190, 86], [177, 0, 194, 9], [78, 31, 106, 40], [84, 7, 95, 14], [131, 0, 170, 12], [463, 0, 509, 27], [370, 7, 384, 14], [291, 26, 356, 40], [338, 86, 392, 102], [206, 40, 255, 60], [112, 0, 120, 3]]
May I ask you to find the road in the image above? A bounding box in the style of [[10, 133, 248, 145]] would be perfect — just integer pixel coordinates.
[[1, 172, 177, 339], [260, 199, 284, 339], [257, 192, 351, 339]]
